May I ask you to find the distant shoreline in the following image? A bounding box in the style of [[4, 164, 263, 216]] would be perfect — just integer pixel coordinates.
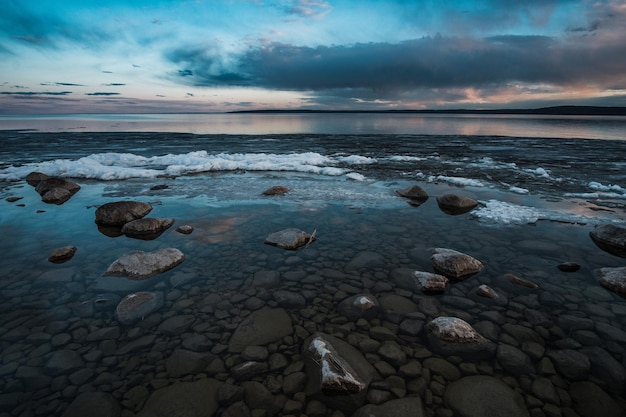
[[230, 105, 626, 116]]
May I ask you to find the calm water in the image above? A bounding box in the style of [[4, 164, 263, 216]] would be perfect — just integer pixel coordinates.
[[1, 112, 626, 139], [0, 114, 625, 416]]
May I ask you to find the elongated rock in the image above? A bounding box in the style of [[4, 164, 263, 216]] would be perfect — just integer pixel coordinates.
[[48, 246, 77, 263], [595, 267, 626, 297], [115, 292, 164, 324], [431, 248, 484, 280], [121, 218, 174, 239], [95, 201, 153, 226], [264, 228, 315, 250], [104, 248, 185, 280], [590, 224, 626, 258], [427, 316, 495, 359], [413, 271, 448, 294]]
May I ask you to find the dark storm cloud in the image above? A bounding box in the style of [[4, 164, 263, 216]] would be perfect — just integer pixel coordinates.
[[0, 91, 72, 96], [166, 34, 626, 95], [85, 92, 121, 96], [103, 83, 126, 86]]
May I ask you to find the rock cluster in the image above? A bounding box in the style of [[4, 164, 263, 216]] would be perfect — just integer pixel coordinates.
[[26, 172, 81, 205]]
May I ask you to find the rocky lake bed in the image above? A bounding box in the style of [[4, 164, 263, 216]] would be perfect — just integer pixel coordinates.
[[1, 170, 626, 417]]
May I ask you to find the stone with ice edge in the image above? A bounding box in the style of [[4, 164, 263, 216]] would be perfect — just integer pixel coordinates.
[[413, 271, 448, 294], [337, 294, 380, 321], [430, 248, 484, 280], [308, 336, 366, 394], [427, 316, 496, 360]]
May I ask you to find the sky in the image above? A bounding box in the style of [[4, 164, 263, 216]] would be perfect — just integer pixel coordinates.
[[1, 0, 625, 114]]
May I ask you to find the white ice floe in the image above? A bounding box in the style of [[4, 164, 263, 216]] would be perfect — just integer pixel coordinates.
[[388, 155, 426, 162], [429, 175, 485, 187], [508, 186, 530, 194], [345, 172, 366, 181], [337, 155, 377, 164], [588, 181, 626, 193], [472, 200, 544, 225]]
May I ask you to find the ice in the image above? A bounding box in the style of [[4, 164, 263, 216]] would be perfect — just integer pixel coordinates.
[[508, 186, 529, 194], [338, 155, 377, 164], [588, 181, 625, 193], [346, 172, 366, 181], [429, 175, 485, 187], [472, 200, 542, 225]]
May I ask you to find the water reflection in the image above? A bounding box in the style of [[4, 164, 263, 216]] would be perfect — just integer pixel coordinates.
[[1, 113, 625, 140]]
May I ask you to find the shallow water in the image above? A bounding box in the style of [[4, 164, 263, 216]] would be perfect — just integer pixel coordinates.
[[0, 125, 625, 416]]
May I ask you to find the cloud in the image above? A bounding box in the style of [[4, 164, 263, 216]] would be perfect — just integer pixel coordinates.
[[0, 91, 72, 96], [103, 83, 126, 86], [281, 0, 332, 19], [85, 92, 121, 96]]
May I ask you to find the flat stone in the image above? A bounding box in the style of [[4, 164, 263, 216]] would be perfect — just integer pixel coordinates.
[[136, 378, 222, 417], [44, 349, 84, 376], [104, 248, 185, 280], [158, 315, 195, 336], [273, 290, 306, 308], [95, 201, 153, 226], [423, 358, 460, 381], [264, 228, 315, 250], [427, 316, 495, 360], [121, 218, 174, 240], [353, 397, 425, 417], [503, 273, 538, 289], [496, 344, 534, 375], [115, 292, 164, 325], [444, 375, 530, 417], [48, 246, 77, 264], [431, 248, 484, 280], [166, 349, 211, 377], [229, 308, 293, 353], [61, 392, 120, 417], [590, 224, 626, 258], [546, 349, 590, 380], [413, 271, 449, 294], [337, 294, 380, 321], [595, 267, 626, 297], [436, 194, 478, 215]]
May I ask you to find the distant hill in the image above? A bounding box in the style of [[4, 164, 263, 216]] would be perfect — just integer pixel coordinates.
[[231, 106, 626, 116]]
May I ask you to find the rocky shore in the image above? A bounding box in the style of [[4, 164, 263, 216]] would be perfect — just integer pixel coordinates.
[[1, 177, 625, 417]]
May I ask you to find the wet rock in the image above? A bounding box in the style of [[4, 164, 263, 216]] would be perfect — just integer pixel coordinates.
[[503, 273, 538, 289], [95, 201, 153, 226], [25, 171, 49, 186], [48, 246, 77, 263], [444, 375, 530, 417], [262, 185, 289, 195], [337, 294, 380, 321], [136, 378, 222, 417], [242, 381, 280, 415], [304, 333, 379, 415], [423, 357, 460, 381], [115, 292, 164, 325], [61, 392, 120, 417], [396, 185, 429, 206], [546, 349, 590, 380], [176, 225, 194, 234], [496, 344, 534, 375], [430, 248, 484, 280], [570, 381, 624, 417], [32, 176, 81, 205], [230, 361, 268, 380], [273, 290, 306, 308], [229, 308, 293, 353], [6, 196, 23, 203], [121, 218, 174, 240], [427, 316, 495, 360], [590, 224, 626, 258], [264, 228, 315, 250], [44, 349, 84, 376], [346, 251, 386, 270], [581, 346, 626, 393], [595, 267, 626, 297], [558, 262, 581, 272], [103, 248, 185, 280], [353, 397, 425, 417], [158, 315, 195, 336], [436, 194, 477, 215], [413, 271, 449, 294]]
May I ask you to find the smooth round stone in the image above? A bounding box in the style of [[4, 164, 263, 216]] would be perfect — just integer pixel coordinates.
[[423, 358, 460, 381], [115, 292, 164, 325], [444, 376, 530, 417]]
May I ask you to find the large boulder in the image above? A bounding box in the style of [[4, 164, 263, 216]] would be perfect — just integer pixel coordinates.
[[353, 397, 425, 417], [103, 248, 185, 280], [595, 267, 626, 297], [95, 201, 153, 226], [136, 379, 222, 417], [121, 218, 174, 240], [48, 246, 77, 264], [413, 271, 449, 294], [303, 333, 379, 415], [436, 194, 477, 215], [427, 316, 496, 360], [31, 175, 81, 205], [115, 292, 164, 325], [337, 294, 380, 321], [570, 381, 624, 417], [264, 228, 315, 250], [396, 185, 429, 206], [590, 224, 626, 258], [431, 248, 484, 280], [61, 392, 120, 417], [444, 375, 530, 417], [229, 308, 293, 353]]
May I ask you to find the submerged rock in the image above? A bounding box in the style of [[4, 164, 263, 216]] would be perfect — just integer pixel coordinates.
[[353, 396, 425, 417], [503, 273, 538, 289], [115, 292, 164, 325], [95, 201, 153, 227], [444, 375, 530, 417], [121, 218, 174, 240], [476, 284, 498, 298], [136, 378, 221, 417], [337, 294, 380, 321], [558, 262, 581, 272], [431, 248, 484, 280], [262, 185, 289, 195], [176, 225, 194, 234], [103, 248, 185, 280], [590, 224, 626, 258], [304, 333, 379, 415], [427, 316, 495, 359], [61, 392, 121, 417], [436, 194, 478, 215], [229, 308, 293, 353], [48, 246, 77, 263], [595, 267, 626, 297], [413, 271, 449, 294], [264, 228, 316, 250]]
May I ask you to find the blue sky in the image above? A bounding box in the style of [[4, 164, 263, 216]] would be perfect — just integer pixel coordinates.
[[1, 0, 625, 113]]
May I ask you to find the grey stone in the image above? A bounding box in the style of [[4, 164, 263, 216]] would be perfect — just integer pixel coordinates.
[[264, 228, 315, 250], [423, 358, 460, 381], [570, 381, 624, 417], [176, 225, 194, 234], [595, 267, 626, 297], [436, 194, 478, 215], [337, 294, 380, 321], [115, 292, 164, 325], [590, 224, 626, 258], [503, 273, 538, 289], [427, 316, 495, 360], [414, 271, 449, 294], [531, 377, 560, 405], [230, 361, 268, 380], [546, 349, 590, 380], [430, 248, 484, 280], [242, 381, 280, 414], [61, 392, 120, 417], [273, 290, 306, 308], [346, 251, 386, 270], [136, 378, 222, 417], [354, 396, 425, 417], [45, 349, 84, 376], [121, 218, 174, 239], [48, 246, 77, 264], [95, 201, 152, 226], [104, 248, 185, 280], [444, 375, 530, 417], [377, 341, 407, 366], [158, 314, 195, 336], [166, 349, 211, 377], [252, 270, 280, 288], [283, 372, 307, 395], [496, 344, 534, 375], [229, 308, 293, 353]]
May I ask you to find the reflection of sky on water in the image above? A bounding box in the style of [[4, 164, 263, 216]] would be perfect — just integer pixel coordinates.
[[1, 113, 625, 140]]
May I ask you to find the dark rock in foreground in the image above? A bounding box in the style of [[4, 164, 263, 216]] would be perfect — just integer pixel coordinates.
[[413, 271, 449, 294], [176, 225, 194, 234], [95, 201, 153, 226], [304, 333, 379, 415], [262, 185, 289, 195], [558, 261, 581, 272], [121, 218, 174, 240], [436, 193, 478, 215], [595, 267, 626, 297], [431, 248, 484, 280], [337, 294, 380, 321], [353, 396, 425, 417], [103, 248, 185, 280], [590, 224, 626, 258], [444, 375, 530, 417], [396, 185, 429, 206], [427, 316, 495, 360], [27, 172, 81, 205], [135, 378, 221, 417], [48, 246, 77, 263], [61, 392, 120, 417], [264, 228, 316, 250], [229, 308, 293, 353]]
